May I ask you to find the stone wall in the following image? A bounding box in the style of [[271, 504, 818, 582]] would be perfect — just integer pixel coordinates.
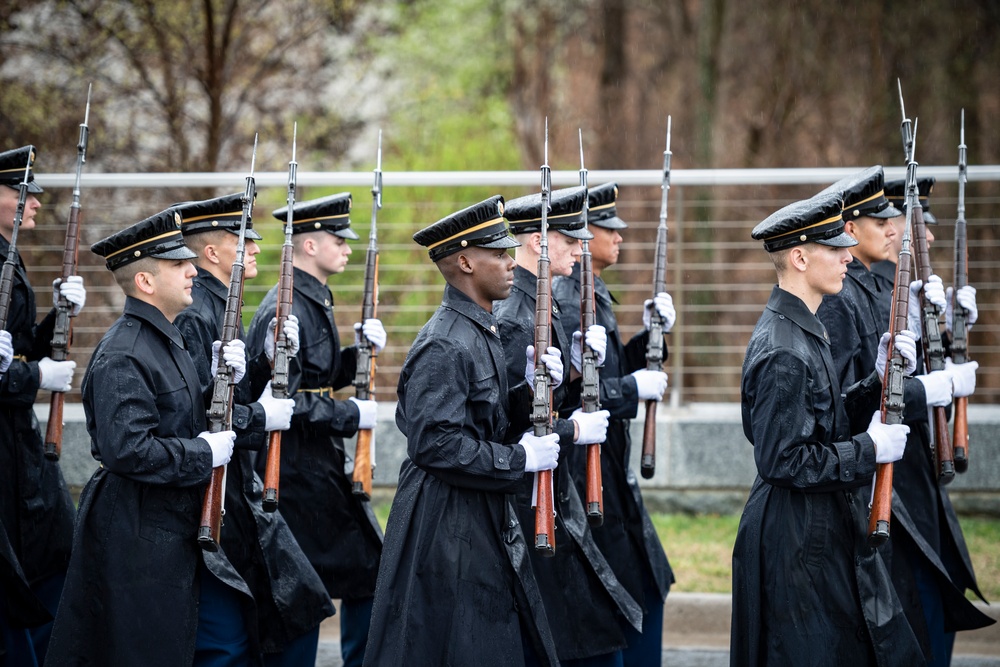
[[44, 402, 1000, 515]]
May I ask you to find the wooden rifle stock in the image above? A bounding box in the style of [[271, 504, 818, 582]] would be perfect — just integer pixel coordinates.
[[262, 127, 297, 512], [952, 110, 970, 473], [578, 130, 603, 527], [642, 116, 672, 479], [199, 137, 256, 550], [352, 132, 382, 500], [45, 86, 91, 461], [533, 120, 555, 556]]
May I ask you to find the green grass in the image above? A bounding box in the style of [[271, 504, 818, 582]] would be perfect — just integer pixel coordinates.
[[373, 502, 999, 600]]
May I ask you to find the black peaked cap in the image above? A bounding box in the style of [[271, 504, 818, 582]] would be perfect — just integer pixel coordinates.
[[414, 195, 519, 262]]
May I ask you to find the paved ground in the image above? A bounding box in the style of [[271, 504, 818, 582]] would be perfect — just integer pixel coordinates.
[[315, 592, 1000, 666]]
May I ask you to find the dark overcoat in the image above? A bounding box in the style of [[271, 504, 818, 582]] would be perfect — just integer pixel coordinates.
[[552, 268, 674, 610], [0, 234, 74, 590], [45, 297, 257, 666], [364, 284, 559, 667], [731, 286, 923, 667], [174, 267, 335, 652], [817, 257, 885, 390], [494, 265, 642, 660], [246, 267, 382, 600]]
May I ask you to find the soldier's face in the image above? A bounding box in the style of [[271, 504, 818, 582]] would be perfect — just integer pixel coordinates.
[[847, 215, 897, 267], [150, 259, 198, 321], [317, 234, 352, 275], [471, 246, 516, 302], [0, 185, 41, 238], [213, 234, 259, 279], [805, 243, 852, 295], [589, 225, 622, 271], [550, 233, 582, 276]]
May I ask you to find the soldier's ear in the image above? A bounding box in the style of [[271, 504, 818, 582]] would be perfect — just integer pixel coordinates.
[[456, 252, 474, 274], [788, 246, 809, 273], [134, 269, 156, 296]]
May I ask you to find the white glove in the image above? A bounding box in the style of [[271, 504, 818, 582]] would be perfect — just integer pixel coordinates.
[[38, 357, 76, 392], [643, 292, 676, 333], [210, 339, 247, 384], [525, 345, 564, 390], [354, 318, 387, 354], [257, 381, 294, 431], [866, 410, 909, 464], [264, 315, 300, 361], [348, 396, 378, 430], [946, 285, 978, 332], [945, 358, 978, 398], [570, 325, 607, 372], [907, 276, 945, 340], [199, 430, 236, 467], [570, 408, 610, 445], [520, 431, 560, 472], [917, 370, 954, 408], [631, 369, 667, 401], [875, 330, 917, 382], [0, 330, 12, 374], [53, 275, 86, 317]]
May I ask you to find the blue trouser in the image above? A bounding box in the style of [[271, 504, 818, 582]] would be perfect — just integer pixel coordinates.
[[621, 575, 664, 667], [194, 565, 252, 667], [0, 603, 38, 667], [263, 625, 320, 667], [26, 572, 64, 667], [340, 597, 373, 667], [910, 553, 956, 667]]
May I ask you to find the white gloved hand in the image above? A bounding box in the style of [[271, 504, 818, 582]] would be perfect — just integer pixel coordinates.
[[264, 315, 300, 361], [917, 370, 954, 408], [570, 408, 610, 445], [38, 357, 76, 392], [571, 325, 607, 372], [348, 396, 378, 430], [199, 430, 236, 467], [907, 276, 945, 340], [520, 431, 560, 472], [211, 339, 247, 384], [53, 275, 87, 317], [0, 330, 12, 374], [525, 345, 564, 390], [354, 318, 387, 354], [631, 369, 667, 401], [946, 285, 978, 333], [257, 381, 294, 431], [642, 292, 676, 333], [945, 358, 978, 398], [866, 410, 909, 464], [875, 330, 918, 382]]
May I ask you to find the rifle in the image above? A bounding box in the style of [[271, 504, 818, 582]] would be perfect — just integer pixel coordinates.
[[0, 147, 36, 358], [951, 110, 970, 473], [641, 116, 671, 479], [533, 118, 556, 556], [352, 131, 382, 500], [262, 125, 297, 513], [898, 82, 954, 485], [44, 85, 92, 462], [198, 135, 257, 550], [868, 112, 918, 548], [577, 129, 603, 527]]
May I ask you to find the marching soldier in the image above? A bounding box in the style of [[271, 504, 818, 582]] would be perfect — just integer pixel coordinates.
[[245, 193, 384, 667], [0, 146, 79, 664], [552, 182, 675, 666], [174, 193, 336, 666], [866, 178, 994, 666], [731, 191, 924, 665], [47, 207, 258, 665], [365, 196, 564, 666], [494, 186, 643, 666]]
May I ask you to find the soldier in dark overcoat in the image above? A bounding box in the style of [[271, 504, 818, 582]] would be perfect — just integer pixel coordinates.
[[731, 192, 925, 666], [364, 196, 565, 667], [245, 193, 384, 667], [0, 146, 80, 664], [46, 208, 258, 666], [552, 183, 675, 666], [865, 178, 995, 666], [495, 186, 643, 666], [173, 193, 336, 666]]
